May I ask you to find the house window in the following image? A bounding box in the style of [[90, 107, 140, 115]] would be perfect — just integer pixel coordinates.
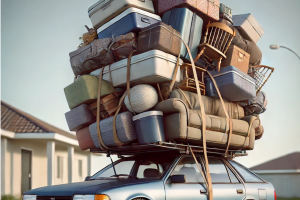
[[78, 160, 82, 177], [57, 156, 63, 179]]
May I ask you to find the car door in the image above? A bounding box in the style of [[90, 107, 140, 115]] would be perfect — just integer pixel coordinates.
[[199, 156, 246, 200], [164, 156, 207, 200], [228, 160, 274, 200]]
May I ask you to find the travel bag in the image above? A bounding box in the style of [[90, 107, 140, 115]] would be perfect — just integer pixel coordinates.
[[69, 38, 114, 76], [157, 0, 220, 22], [205, 66, 256, 102], [162, 7, 205, 67], [97, 8, 161, 40], [89, 93, 119, 117], [89, 111, 137, 147], [232, 13, 264, 43], [237, 91, 267, 116], [64, 75, 115, 109], [76, 126, 96, 151], [221, 45, 250, 74], [88, 0, 155, 29], [65, 104, 95, 131], [231, 28, 262, 68], [138, 22, 182, 56], [90, 50, 183, 87]]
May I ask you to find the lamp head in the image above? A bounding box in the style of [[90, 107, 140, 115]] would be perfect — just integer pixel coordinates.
[[270, 45, 280, 50]]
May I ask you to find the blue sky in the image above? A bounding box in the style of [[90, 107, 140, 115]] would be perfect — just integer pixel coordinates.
[[2, 0, 300, 168]]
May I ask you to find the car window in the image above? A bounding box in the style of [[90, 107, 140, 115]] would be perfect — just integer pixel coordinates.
[[137, 163, 163, 179], [229, 161, 264, 183], [208, 158, 231, 183], [171, 157, 205, 183], [91, 154, 177, 180], [226, 165, 239, 183], [94, 160, 135, 178]]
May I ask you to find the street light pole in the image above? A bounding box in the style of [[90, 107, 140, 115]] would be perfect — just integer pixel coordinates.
[[270, 45, 300, 60]]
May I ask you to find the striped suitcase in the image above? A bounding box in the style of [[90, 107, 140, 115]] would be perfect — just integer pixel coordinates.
[[89, 111, 137, 147]]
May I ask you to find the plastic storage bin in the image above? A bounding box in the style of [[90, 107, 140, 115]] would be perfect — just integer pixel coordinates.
[[133, 111, 165, 145], [97, 7, 161, 39], [205, 66, 256, 102]]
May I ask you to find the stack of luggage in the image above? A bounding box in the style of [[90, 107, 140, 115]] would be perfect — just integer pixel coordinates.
[[63, 1, 274, 199]]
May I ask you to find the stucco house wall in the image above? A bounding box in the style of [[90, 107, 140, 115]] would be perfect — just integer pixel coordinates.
[[255, 172, 300, 198]]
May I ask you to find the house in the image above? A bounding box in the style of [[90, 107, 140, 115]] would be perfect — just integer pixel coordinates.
[[250, 152, 300, 198], [1, 101, 96, 198]]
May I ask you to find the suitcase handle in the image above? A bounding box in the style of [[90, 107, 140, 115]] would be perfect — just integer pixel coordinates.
[[141, 17, 151, 24]]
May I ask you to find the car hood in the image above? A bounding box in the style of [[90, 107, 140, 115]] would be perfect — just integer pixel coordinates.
[[24, 179, 159, 196]]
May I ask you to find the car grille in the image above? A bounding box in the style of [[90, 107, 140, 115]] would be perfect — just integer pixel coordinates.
[[37, 196, 72, 200]]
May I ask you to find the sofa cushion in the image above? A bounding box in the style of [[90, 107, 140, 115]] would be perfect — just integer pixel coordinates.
[[189, 110, 250, 137], [170, 89, 244, 119]]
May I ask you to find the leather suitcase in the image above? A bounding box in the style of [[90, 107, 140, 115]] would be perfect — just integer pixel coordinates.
[[232, 13, 264, 43], [237, 91, 267, 116], [157, 0, 220, 22], [89, 111, 137, 147], [65, 104, 95, 131], [76, 126, 96, 151], [221, 45, 250, 74], [64, 75, 115, 109], [88, 0, 155, 29], [138, 22, 182, 56], [89, 93, 119, 117], [69, 38, 114, 76], [90, 50, 183, 87], [97, 8, 161, 40], [162, 8, 204, 67], [205, 66, 256, 102]]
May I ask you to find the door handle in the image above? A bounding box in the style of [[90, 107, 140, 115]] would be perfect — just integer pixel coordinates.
[[237, 189, 244, 194], [200, 189, 207, 194]]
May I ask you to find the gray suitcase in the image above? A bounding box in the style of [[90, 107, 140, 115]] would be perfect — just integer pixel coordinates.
[[89, 111, 137, 147], [65, 104, 95, 131], [162, 7, 205, 67]]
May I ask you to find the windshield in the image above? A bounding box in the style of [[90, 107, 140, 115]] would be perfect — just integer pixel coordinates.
[[91, 154, 178, 180]]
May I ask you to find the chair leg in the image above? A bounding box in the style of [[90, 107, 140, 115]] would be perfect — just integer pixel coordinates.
[[217, 57, 223, 72], [194, 47, 206, 63]]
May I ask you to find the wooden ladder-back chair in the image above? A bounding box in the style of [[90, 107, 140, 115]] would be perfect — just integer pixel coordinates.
[[248, 65, 274, 95], [194, 22, 235, 72]]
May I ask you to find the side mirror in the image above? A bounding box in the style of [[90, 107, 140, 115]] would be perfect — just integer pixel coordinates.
[[85, 176, 91, 181], [171, 175, 186, 183]]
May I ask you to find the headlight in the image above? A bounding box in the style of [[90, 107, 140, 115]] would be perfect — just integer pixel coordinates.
[[73, 195, 110, 200], [23, 195, 36, 200]]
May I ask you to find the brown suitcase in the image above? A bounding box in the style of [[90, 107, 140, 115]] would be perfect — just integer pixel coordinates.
[[138, 22, 182, 56], [89, 93, 119, 118], [221, 45, 250, 74], [76, 126, 96, 151]]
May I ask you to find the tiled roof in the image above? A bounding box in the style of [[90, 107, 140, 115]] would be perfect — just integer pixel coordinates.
[[250, 152, 300, 171], [1, 101, 76, 140]]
